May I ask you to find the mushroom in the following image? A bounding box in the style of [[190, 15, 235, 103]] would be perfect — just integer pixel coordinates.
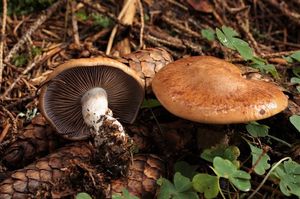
[[152, 56, 288, 124], [39, 57, 144, 141], [39, 48, 173, 173]]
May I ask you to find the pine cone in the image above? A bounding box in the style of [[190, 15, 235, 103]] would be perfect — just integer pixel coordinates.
[[2, 115, 65, 169], [120, 48, 173, 92], [0, 142, 93, 199], [110, 154, 165, 199]]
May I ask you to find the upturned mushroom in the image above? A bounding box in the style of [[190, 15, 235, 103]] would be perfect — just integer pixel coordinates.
[[39, 48, 172, 173], [39, 57, 146, 173], [152, 56, 288, 124], [40, 57, 144, 140]]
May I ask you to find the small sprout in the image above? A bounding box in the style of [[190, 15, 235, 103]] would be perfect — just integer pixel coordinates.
[[271, 159, 300, 197], [216, 26, 253, 60], [285, 53, 300, 93], [247, 142, 271, 175], [157, 172, 198, 199], [76, 192, 92, 199], [201, 145, 240, 168], [13, 54, 27, 67], [289, 115, 300, 132], [201, 28, 215, 41], [292, 67, 300, 77], [91, 13, 113, 28], [246, 121, 269, 137], [290, 51, 300, 61], [76, 10, 89, 21], [174, 161, 199, 179], [213, 157, 251, 192], [216, 25, 279, 78], [284, 50, 300, 63], [290, 77, 300, 93], [291, 77, 300, 84], [283, 55, 294, 63], [144, 14, 150, 22], [31, 46, 42, 57], [192, 174, 219, 199], [141, 98, 161, 109], [251, 57, 278, 78]]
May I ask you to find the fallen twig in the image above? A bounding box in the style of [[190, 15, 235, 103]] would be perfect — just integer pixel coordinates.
[[0, 43, 66, 99], [137, 0, 144, 49], [71, 1, 80, 46], [0, 106, 17, 136], [0, 0, 7, 89], [263, 0, 300, 26], [161, 15, 202, 38], [0, 0, 66, 87], [106, 0, 136, 55]]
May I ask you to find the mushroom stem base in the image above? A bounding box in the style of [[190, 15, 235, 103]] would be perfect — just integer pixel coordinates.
[[93, 115, 132, 176]]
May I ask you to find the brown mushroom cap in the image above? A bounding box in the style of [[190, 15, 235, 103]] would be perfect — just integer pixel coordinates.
[[152, 56, 288, 124], [39, 57, 144, 140]]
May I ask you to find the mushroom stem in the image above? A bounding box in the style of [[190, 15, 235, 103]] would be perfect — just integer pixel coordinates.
[[81, 87, 131, 174], [81, 87, 126, 136], [81, 87, 109, 129], [93, 114, 132, 175]]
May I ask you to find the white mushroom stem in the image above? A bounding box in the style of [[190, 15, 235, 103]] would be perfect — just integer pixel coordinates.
[[93, 114, 127, 148], [81, 87, 126, 138], [81, 87, 109, 128], [81, 87, 130, 173]]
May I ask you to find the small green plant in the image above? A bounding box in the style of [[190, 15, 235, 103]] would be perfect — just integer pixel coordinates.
[[76, 10, 89, 21], [246, 121, 270, 137], [271, 159, 300, 197], [212, 157, 251, 191], [112, 188, 139, 199], [13, 54, 27, 67], [280, 51, 300, 132], [144, 14, 150, 22], [91, 13, 113, 28], [193, 156, 251, 198], [157, 172, 199, 199], [141, 98, 161, 109], [201, 144, 240, 167], [201, 28, 215, 41], [157, 145, 249, 199], [31, 46, 42, 57], [76, 192, 92, 199], [247, 142, 271, 175], [174, 161, 198, 179], [216, 26, 253, 60], [1, 0, 55, 15], [192, 173, 219, 199], [245, 122, 292, 147], [284, 51, 300, 93], [216, 26, 278, 78], [290, 77, 300, 93], [289, 114, 300, 132], [157, 135, 300, 199], [284, 50, 300, 63]]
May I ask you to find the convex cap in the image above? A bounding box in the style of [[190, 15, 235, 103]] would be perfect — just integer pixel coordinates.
[[152, 56, 288, 124], [39, 57, 144, 139]]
